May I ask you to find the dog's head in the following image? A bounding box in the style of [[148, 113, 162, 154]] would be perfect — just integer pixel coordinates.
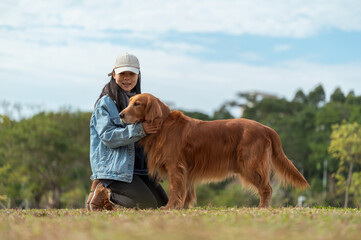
[[119, 93, 170, 124]]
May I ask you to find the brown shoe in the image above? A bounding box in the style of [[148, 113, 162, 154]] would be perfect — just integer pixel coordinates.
[[86, 180, 114, 211]]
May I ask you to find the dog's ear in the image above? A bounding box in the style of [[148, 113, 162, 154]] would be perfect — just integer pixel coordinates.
[[145, 96, 163, 123]]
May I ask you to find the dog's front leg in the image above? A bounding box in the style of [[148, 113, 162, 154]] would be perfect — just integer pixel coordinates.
[[162, 164, 187, 210]]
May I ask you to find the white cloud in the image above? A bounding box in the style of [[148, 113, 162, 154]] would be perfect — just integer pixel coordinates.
[[1, 31, 360, 115], [1, 0, 361, 116], [1, 0, 361, 37], [274, 44, 292, 52], [239, 52, 263, 62]]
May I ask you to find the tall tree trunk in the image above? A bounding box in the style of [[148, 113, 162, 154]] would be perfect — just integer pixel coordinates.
[[344, 159, 354, 208], [34, 194, 42, 209], [50, 188, 61, 209], [46, 186, 61, 209]]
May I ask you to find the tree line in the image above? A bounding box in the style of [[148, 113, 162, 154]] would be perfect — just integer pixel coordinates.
[[1, 84, 361, 208]]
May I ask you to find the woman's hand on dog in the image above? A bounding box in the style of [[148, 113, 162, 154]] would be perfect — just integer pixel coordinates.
[[142, 120, 161, 134]]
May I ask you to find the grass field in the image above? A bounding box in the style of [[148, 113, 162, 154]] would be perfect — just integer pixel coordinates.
[[1, 207, 361, 240]]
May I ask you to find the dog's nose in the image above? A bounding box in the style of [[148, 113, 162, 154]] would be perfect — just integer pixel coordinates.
[[119, 113, 125, 119]]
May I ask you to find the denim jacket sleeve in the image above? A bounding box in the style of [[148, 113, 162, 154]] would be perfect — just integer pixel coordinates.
[[93, 104, 147, 149]]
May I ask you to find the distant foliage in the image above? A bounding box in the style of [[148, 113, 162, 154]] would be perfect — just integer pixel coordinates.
[[328, 122, 361, 208], [0, 111, 91, 208]]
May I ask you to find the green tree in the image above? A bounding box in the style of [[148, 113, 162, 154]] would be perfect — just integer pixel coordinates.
[[0, 111, 91, 208], [328, 122, 361, 208], [330, 87, 346, 103], [308, 84, 325, 107], [293, 89, 308, 104], [180, 110, 212, 121], [212, 104, 234, 120]]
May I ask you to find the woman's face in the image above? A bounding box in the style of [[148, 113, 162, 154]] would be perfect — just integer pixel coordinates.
[[113, 71, 138, 92]]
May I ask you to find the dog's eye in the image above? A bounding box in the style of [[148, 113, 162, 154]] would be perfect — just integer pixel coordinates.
[[134, 102, 140, 106]]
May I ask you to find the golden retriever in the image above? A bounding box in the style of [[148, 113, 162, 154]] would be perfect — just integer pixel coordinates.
[[120, 93, 309, 209]]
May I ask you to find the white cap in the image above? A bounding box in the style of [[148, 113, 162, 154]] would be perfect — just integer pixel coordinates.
[[108, 52, 140, 76]]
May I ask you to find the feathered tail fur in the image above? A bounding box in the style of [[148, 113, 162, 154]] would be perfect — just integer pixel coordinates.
[[269, 128, 309, 190]]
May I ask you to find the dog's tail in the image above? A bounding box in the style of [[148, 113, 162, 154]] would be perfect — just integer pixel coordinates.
[[268, 127, 309, 190]]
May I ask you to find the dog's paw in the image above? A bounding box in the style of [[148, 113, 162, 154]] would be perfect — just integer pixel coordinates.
[[160, 204, 184, 210]]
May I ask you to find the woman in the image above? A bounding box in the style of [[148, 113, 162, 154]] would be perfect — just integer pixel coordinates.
[[86, 52, 168, 210]]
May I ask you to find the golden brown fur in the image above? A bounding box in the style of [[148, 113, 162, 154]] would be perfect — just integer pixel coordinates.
[[120, 93, 309, 209]]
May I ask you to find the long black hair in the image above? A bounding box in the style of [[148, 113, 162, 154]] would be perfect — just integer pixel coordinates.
[[95, 72, 142, 112]]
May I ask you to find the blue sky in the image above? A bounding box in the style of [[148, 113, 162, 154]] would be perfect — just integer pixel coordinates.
[[1, 0, 361, 117]]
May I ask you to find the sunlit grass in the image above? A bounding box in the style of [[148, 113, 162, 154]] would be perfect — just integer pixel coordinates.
[[1, 207, 361, 240]]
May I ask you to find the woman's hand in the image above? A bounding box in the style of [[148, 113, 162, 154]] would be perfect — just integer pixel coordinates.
[[142, 121, 161, 134]]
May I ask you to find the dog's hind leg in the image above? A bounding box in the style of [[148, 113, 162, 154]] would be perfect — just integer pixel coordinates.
[[183, 185, 196, 209], [255, 178, 272, 208], [240, 148, 273, 208], [241, 170, 272, 208]]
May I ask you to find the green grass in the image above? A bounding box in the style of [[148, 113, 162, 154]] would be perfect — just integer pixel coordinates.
[[1, 207, 361, 240]]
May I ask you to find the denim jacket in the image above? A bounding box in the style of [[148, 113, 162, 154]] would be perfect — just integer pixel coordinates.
[[89, 95, 147, 183]]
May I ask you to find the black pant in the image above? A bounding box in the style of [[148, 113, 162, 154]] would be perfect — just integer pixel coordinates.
[[100, 175, 168, 209]]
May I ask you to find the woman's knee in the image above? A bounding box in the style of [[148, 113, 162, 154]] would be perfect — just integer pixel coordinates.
[[110, 192, 136, 208]]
